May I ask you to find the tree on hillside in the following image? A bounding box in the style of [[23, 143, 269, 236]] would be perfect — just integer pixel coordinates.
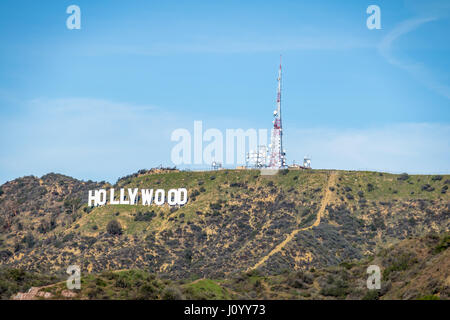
[[107, 220, 122, 236], [397, 173, 410, 181], [64, 197, 82, 214]]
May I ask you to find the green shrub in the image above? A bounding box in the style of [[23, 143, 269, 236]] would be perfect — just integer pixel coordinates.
[[421, 184, 435, 192], [106, 220, 123, 235], [137, 283, 159, 299], [209, 202, 221, 210], [22, 233, 35, 249], [433, 234, 449, 254], [383, 253, 417, 278], [397, 173, 409, 181], [63, 197, 82, 214], [339, 261, 354, 270], [320, 280, 349, 298], [134, 211, 156, 222], [362, 290, 380, 300], [162, 286, 184, 300], [418, 294, 440, 300]]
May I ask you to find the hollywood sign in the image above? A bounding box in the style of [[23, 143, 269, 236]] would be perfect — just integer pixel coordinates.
[[88, 188, 188, 206]]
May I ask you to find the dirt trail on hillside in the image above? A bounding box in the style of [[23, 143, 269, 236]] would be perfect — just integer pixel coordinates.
[[247, 171, 337, 272]]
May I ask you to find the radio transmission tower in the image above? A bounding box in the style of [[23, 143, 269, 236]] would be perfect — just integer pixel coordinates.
[[268, 56, 287, 169]]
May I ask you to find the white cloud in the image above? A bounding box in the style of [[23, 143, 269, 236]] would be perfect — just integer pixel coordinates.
[[287, 123, 450, 174], [378, 17, 450, 99]]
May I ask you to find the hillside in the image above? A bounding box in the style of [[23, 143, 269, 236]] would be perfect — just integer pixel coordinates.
[[6, 232, 449, 300], [0, 169, 449, 292]]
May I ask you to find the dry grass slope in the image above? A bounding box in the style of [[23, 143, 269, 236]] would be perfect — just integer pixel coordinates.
[[0, 169, 448, 284]]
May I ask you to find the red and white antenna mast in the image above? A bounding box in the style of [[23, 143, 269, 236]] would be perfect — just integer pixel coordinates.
[[269, 55, 287, 169]]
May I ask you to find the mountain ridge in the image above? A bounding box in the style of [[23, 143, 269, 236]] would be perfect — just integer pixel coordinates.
[[0, 169, 448, 282]]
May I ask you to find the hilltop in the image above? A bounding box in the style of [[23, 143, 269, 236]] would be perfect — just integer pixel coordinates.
[[0, 169, 448, 298]]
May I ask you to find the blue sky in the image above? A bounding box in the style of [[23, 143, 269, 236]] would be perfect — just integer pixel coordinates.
[[0, 0, 449, 183]]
